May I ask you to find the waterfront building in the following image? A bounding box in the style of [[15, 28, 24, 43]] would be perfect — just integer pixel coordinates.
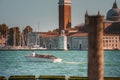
[[44, 35, 59, 49], [27, 31, 67, 50], [67, 33, 88, 50], [28, 32, 120, 50], [103, 0, 120, 50], [63, 0, 120, 50], [27, 32, 40, 48], [39, 32, 58, 49], [25, 0, 120, 50], [27, 32, 58, 49], [103, 0, 120, 32], [67, 33, 120, 50], [27, 30, 67, 50], [103, 34, 120, 50]]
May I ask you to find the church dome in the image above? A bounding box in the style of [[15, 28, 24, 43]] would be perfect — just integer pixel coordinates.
[[106, 1, 120, 21]]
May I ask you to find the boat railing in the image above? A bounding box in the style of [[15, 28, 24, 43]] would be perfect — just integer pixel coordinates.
[[34, 54, 57, 59]]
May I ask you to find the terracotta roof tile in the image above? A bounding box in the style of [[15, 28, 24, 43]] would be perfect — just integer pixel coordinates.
[[40, 32, 59, 37], [67, 32, 88, 37]]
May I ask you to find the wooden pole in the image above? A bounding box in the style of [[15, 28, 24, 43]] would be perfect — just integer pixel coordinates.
[[88, 15, 104, 80]]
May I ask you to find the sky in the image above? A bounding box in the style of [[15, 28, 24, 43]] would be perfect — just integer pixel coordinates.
[[0, 0, 120, 32]]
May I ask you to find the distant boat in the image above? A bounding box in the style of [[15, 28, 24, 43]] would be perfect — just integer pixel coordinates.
[[25, 52, 62, 63], [31, 46, 47, 50]]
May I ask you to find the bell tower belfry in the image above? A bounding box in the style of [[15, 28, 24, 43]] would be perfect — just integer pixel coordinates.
[[58, 0, 72, 33]]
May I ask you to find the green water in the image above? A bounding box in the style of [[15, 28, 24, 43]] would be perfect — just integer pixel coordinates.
[[0, 50, 120, 77]]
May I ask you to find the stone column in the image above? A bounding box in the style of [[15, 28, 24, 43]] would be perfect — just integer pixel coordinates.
[[88, 15, 104, 80]]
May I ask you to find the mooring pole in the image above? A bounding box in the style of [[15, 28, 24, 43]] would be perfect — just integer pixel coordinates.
[[88, 15, 104, 80]]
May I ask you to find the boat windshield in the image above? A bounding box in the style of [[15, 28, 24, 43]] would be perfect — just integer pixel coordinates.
[[32, 51, 36, 56]]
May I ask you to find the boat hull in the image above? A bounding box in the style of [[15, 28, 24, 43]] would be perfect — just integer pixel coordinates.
[[25, 56, 62, 63]]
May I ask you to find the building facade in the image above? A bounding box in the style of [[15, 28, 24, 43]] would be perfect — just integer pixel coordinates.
[[27, 31, 67, 50], [27, 31, 120, 50], [27, 32, 40, 48], [103, 34, 120, 50], [67, 33, 88, 50]]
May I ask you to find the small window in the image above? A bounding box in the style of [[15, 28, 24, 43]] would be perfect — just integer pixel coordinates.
[[109, 40, 111, 42], [116, 44, 117, 47], [106, 40, 108, 43]]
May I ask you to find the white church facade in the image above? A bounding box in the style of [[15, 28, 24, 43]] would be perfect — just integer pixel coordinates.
[[27, 32, 120, 50]]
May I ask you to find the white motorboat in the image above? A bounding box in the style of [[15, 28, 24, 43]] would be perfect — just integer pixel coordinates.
[[25, 52, 62, 63]]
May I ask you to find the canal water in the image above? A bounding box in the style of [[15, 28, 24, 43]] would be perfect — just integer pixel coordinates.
[[0, 50, 120, 77]]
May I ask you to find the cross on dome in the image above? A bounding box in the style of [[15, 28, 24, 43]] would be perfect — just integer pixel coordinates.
[[112, 0, 118, 8]]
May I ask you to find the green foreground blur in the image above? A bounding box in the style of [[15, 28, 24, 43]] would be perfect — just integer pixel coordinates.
[[0, 75, 120, 80]]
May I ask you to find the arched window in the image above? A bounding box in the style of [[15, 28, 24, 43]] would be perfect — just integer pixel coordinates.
[[43, 44, 46, 48], [79, 44, 82, 50], [67, 44, 70, 49], [49, 44, 52, 49]]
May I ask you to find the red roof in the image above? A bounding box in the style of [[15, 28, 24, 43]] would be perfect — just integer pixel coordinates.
[[67, 32, 88, 37], [40, 32, 59, 37]]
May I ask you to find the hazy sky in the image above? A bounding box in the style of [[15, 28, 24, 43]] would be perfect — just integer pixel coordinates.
[[0, 0, 120, 32]]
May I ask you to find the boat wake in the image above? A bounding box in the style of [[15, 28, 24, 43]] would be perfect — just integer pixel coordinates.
[[63, 61, 87, 65]]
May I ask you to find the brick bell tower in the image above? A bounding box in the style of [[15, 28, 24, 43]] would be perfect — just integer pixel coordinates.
[[58, 0, 72, 33]]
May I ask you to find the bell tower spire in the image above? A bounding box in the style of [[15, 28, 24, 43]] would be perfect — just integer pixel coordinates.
[[85, 10, 89, 25], [113, 0, 118, 8], [58, 0, 72, 34]]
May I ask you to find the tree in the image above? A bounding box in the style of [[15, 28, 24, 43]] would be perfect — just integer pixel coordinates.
[[7, 27, 21, 46], [0, 24, 9, 38], [23, 26, 33, 46]]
